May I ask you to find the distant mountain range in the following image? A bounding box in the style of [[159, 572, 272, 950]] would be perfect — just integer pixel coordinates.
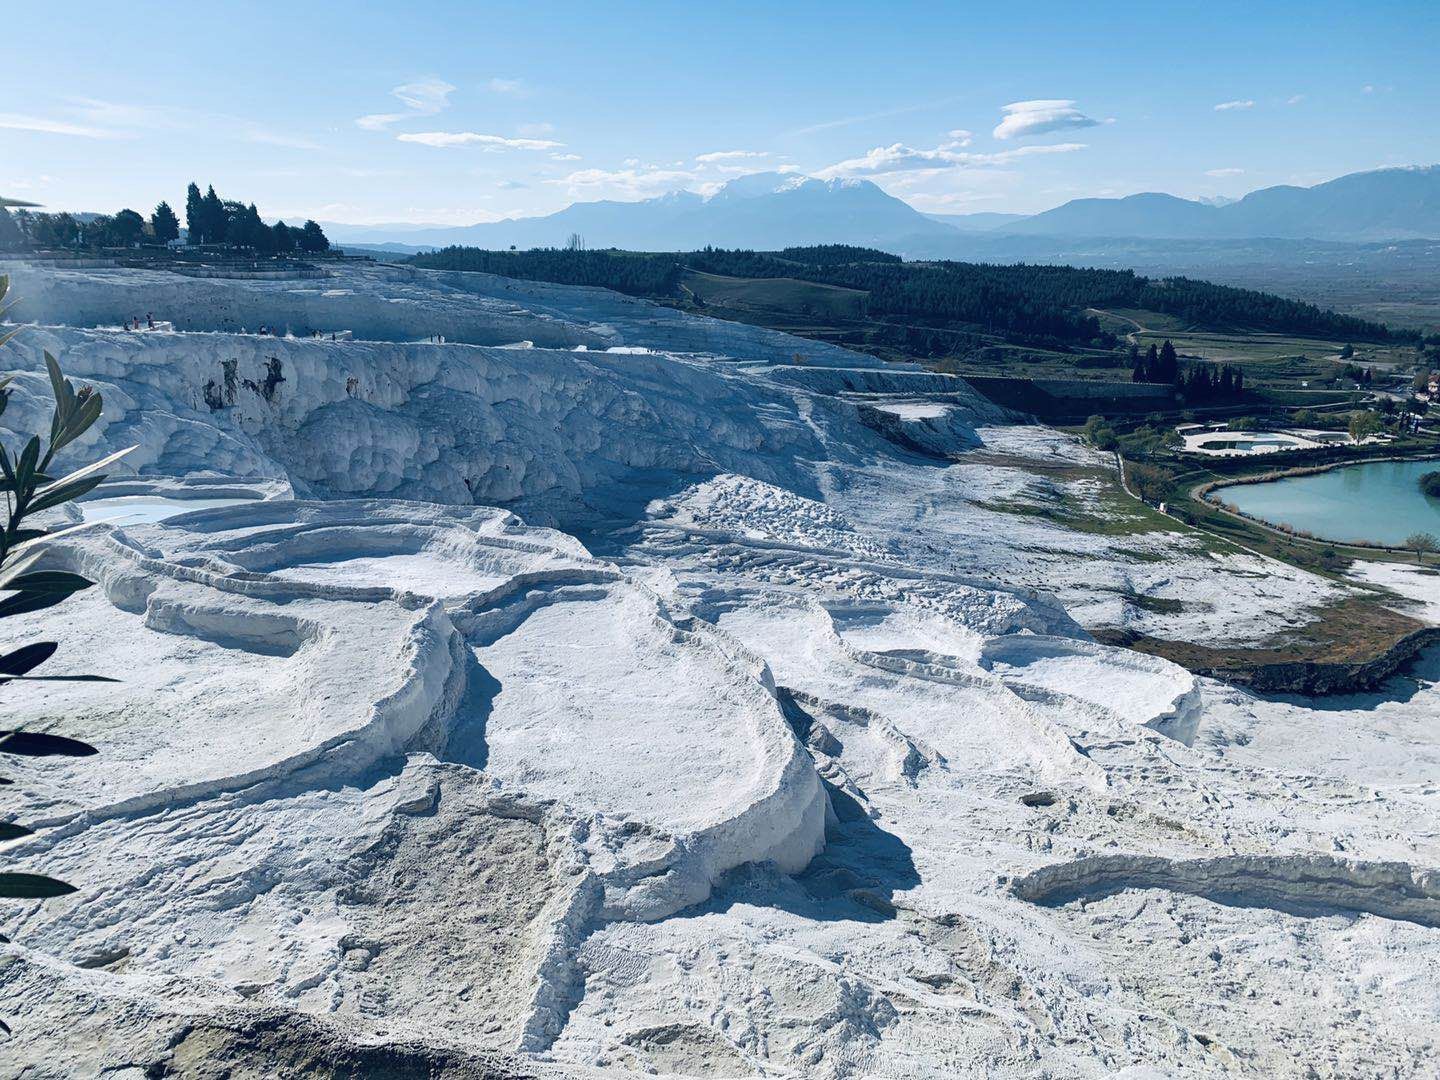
[[324, 165, 1440, 255], [323, 173, 957, 253], [1006, 167, 1440, 241]]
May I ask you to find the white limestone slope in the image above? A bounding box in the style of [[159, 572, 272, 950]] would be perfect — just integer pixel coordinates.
[[1, 260, 1437, 1079]]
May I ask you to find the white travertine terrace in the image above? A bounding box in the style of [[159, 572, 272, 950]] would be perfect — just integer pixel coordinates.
[[1, 258, 1437, 1078]]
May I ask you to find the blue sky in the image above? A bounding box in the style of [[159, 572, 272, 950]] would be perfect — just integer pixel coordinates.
[[4, 1, 1437, 224]]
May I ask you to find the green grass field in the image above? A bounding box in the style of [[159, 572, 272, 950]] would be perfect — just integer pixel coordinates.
[[1087, 307, 1421, 390], [680, 270, 868, 319]]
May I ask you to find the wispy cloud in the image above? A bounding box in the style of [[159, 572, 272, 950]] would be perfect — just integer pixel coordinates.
[[785, 96, 965, 138], [993, 100, 1100, 140], [548, 167, 696, 198], [496, 179, 528, 190], [1286, 94, 1306, 106], [399, 131, 562, 150], [394, 78, 455, 113], [5, 102, 320, 151], [356, 77, 455, 130], [487, 77, 530, 98], [246, 126, 323, 151], [817, 140, 1084, 178], [1213, 99, 1255, 111], [67, 98, 183, 131], [695, 150, 768, 163], [550, 152, 581, 162], [1205, 167, 1245, 177], [0, 112, 116, 138]]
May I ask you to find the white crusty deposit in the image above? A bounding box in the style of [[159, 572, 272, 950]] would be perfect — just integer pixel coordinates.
[[1, 258, 1438, 1079]]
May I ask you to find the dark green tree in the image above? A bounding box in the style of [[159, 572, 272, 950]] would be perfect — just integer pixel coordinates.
[[1159, 339, 1179, 383], [0, 208, 21, 251], [111, 209, 145, 246], [272, 221, 295, 253], [201, 185, 226, 244], [150, 201, 180, 244], [184, 182, 204, 243], [298, 219, 329, 253]]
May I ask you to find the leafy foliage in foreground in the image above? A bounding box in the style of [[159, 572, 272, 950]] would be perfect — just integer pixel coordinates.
[[0, 275, 133, 915]]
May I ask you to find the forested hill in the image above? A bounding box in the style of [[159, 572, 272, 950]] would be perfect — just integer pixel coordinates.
[[408, 244, 1399, 346]]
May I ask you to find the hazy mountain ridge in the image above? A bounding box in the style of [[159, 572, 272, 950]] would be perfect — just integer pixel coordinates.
[[1006, 166, 1440, 241], [324, 172, 956, 252], [325, 165, 1440, 254]]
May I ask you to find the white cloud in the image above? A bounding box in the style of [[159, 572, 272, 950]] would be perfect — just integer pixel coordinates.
[[245, 126, 323, 151], [550, 152, 581, 161], [1205, 167, 1245, 177], [1213, 99, 1255, 111], [7, 100, 323, 151], [393, 78, 455, 113], [496, 179, 528, 190], [1362, 84, 1376, 94], [784, 95, 966, 138], [816, 140, 1085, 178], [2, 175, 55, 191], [695, 150, 768, 163], [356, 77, 455, 130], [356, 113, 406, 131], [398, 131, 563, 150], [993, 100, 1100, 140], [947, 129, 973, 144], [0, 112, 115, 138], [488, 77, 529, 97], [68, 98, 181, 130], [549, 167, 697, 198], [1286, 94, 1306, 106]]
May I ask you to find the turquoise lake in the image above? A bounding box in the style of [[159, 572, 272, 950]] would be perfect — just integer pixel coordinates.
[[1222, 458, 1440, 547]]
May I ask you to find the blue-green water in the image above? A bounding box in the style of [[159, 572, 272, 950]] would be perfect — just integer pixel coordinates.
[[1223, 459, 1440, 546]]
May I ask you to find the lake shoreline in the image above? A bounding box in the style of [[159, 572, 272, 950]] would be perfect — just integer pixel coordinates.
[[1199, 453, 1440, 551]]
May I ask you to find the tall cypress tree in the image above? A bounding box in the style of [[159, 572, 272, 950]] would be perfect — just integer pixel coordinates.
[[1159, 339, 1179, 383], [184, 182, 204, 243], [202, 185, 226, 244]]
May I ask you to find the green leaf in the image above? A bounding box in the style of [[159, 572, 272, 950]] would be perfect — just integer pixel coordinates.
[[0, 674, 117, 684], [44, 353, 72, 418], [7, 529, 48, 546], [0, 642, 56, 677], [0, 590, 67, 620], [0, 822, 32, 841], [7, 521, 99, 560], [0, 547, 46, 591], [55, 393, 104, 451], [5, 571, 93, 597], [43, 445, 135, 496], [15, 436, 40, 494], [0, 474, 52, 493], [27, 474, 106, 515], [0, 730, 99, 757], [0, 872, 76, 898]]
